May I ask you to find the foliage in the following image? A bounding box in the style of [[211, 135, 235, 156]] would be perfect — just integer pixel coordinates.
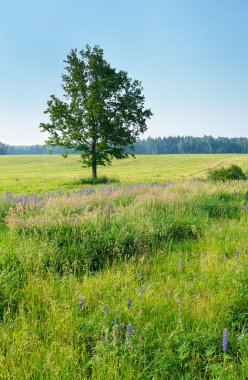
[[73, 175, 119, 185], [208, 164, 246, 181], [195, 193, 241, 219], [40, 45, 152, 178]]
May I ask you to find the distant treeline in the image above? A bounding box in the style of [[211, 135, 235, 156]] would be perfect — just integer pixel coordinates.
[[1, 136, 248, 155], [1, 144, 68, 155], [134, 136, 248, 154]]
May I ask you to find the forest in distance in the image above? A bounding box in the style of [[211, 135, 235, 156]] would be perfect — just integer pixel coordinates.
[[1, 135, 248, 155]]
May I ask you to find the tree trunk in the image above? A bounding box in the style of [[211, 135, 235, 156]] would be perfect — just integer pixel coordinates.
[[91, 137, 97, 179], [92, 160, 97, 179]]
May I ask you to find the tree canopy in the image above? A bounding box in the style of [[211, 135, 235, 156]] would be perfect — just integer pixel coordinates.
[[40, 45, 152, 178]]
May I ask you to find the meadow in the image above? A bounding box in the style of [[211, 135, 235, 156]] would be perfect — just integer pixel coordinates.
[[0, 155, 248, 379], [1, 153, 248, 193]]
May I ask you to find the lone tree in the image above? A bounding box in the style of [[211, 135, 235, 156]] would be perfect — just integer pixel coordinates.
[[40, 45, 152, 179]]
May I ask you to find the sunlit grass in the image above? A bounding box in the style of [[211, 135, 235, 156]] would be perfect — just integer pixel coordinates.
[[0, 175, 247, 378], [1, 153, 248, 193]]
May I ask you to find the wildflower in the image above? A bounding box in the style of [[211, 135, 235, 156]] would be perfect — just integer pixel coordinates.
[[136, 273, 141, 278], [222, 328, 228, 352], [127, 324, 133, 338], [121, 323, 126, 331], [164, 291, 168, 298], [103, 305, 108, 313], [78, 295, 83, 309], [127, 297, 132, 308], [177, 298, 182, 304], [140, 284, 146, 292], [114, 317, 119, 325]]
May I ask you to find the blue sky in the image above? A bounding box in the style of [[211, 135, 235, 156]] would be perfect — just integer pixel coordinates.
[[1, 0, 248, 144]]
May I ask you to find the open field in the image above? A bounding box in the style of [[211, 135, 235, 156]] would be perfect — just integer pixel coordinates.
[[0, 157, 248, 379], [1, 154, 248, 193]]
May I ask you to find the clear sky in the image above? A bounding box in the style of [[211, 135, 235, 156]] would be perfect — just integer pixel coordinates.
[[1, 0, 248, 144]]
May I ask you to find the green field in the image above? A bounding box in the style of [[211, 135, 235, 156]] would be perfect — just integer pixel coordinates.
[[0, 156, 248, 379], [1, 154, 248, 193]]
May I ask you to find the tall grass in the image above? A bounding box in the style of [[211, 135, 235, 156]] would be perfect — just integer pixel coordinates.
[[0, 180, 247, 379]]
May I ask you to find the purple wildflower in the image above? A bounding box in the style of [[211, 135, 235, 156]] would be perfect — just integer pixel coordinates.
[[78, 295, 83, 309], [222, 328, 228, 352], [121, 323, 126, 331], [164, 291, 168, 298], [103, 305, 108, 313], [127, 324, 133, 338], [114, 317, 118, 325], [127, 297, 132, 308], [177, 298, 182, 304]]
